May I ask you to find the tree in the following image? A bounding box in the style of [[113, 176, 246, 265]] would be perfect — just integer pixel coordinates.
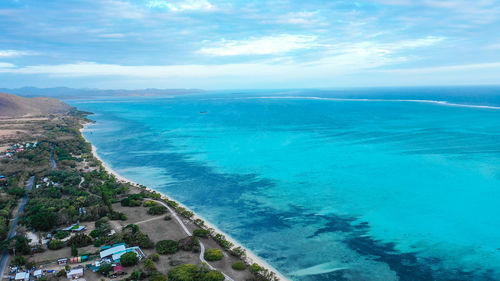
[[71, 244, 78, 257], [13, 236, 31, 255], [156, 240, 178, 255], [98, 263, 113, 276], [29, 211, 56, 231], [48, 239, 64, 250], [120, 252, 138, 267], [204, 248, 223, 261], [12, 255, 25, 266]]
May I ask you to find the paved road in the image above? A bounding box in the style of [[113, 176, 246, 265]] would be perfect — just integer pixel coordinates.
[[151, 199, 235, 281], [50, 144, 57, 169], [0, 176, 35, 280]]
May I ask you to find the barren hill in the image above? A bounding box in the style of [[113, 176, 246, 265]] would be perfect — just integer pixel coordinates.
[[0, 92, 73, 118]]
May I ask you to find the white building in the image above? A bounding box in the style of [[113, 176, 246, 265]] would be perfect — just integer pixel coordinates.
[[14, 272, 30, 281], [66, 268, 84, 279]]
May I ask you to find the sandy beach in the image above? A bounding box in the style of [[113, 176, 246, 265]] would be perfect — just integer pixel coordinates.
[[80, 122, 288, 281]]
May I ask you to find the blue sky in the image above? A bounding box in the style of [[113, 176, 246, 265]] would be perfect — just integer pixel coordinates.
[[0, 0, 499, 89]]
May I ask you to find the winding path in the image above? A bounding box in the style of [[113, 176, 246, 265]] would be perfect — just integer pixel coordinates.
[[0, 176, 35, 280], [151, 199, 235, 281], [50, 144, 57, 169]]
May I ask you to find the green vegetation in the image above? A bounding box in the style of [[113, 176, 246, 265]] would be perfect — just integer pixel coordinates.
[[48, 239, 64, 250], [213, 234, 233, 250], [232, 261, 246, 271], [168, 264, 225, 281], [193, 229, 210, 238], [54, 230, 70, 239], [71, 244, 78, 256], [98, 263, 113, 276], [121, 252, 139, 266], [175, 206, 194, 219], [143, 200, 157, 207], [12, 256, 26, 266], [121, 194, 143, 207], [156, 239, 178, 254], [151, 253, 160, 261], [147, 205, 168, 215], [204, 248, 223, 261], [144, 258, 156, 271]]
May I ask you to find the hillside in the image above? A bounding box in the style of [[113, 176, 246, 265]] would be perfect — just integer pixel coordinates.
[[0, 92, 73, 117]]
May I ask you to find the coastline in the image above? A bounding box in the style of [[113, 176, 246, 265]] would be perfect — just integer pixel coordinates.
[[80, 122, 289, 281]]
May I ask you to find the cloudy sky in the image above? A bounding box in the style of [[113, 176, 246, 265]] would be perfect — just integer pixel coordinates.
[[1, 0, 499, 89]]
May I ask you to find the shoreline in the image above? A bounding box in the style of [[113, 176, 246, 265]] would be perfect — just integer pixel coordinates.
[[80, 122, 289, 281]]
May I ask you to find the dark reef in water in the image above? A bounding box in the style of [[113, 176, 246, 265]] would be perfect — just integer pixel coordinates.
[[85, 112, 498, 281]]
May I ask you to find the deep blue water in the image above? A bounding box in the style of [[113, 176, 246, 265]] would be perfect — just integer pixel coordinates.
[[69, 87, 500, 281]]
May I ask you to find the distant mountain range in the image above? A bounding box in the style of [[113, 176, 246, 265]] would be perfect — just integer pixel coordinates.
[[0, 92, 73, 117], [0, 87, 205, 99]]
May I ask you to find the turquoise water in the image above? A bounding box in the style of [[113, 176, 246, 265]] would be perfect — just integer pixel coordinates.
[[70, 89, 500, 280]]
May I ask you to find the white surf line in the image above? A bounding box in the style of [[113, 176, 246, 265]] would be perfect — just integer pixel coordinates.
[[213, 96, 500, 110], [81, 122, 289, 281], [150, 199, 235, 281]]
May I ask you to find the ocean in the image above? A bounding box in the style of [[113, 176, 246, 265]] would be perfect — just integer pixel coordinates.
[[69, 87, 500, 281]]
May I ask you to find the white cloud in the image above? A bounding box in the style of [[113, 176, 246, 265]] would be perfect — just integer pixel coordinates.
[[271, 11, 326, 26], [199, 34, 319, 56], [146, 0, 214, 12], [0, 62, 16, 68], [0, 36, 448, 81], [379, 62, 500, 74], [0, 50, 38, 57]]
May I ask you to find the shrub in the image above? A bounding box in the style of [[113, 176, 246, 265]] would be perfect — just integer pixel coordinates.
[[204, 248, 223, 261], [129, 270, 146, 280], [232, 261, 246, 271], [164, 214, 172, 221], [249, 263, 264, 274], [168, 264, 199, 281], [230, 246, 246, 257], [201, 271, 224, 281], [213, 234, 233, 250], [156, 240, 178, 254], [120, 252, 139, 267], [56, 269, 66, 277], [193, 229, 210, 238], [151, 253, 160, 262], [148, 206, 168, 215], [144, 258, 156, 271], [48, 239, 64, 250], [150, 274, 167, 281], [175, 206, 194, 218], [143, 200, 157, 207]]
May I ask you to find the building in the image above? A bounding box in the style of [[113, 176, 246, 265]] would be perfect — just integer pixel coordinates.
[[33, 269, 43, 279], [62, 223, 86, 232], [113, 265, 124, 275], [66, 268, 84, 279], [99, 244, 145, 262], [14, 272, 30, 281]]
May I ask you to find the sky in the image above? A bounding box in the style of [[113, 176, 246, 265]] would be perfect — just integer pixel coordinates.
[[0, 0, 500, 89]]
